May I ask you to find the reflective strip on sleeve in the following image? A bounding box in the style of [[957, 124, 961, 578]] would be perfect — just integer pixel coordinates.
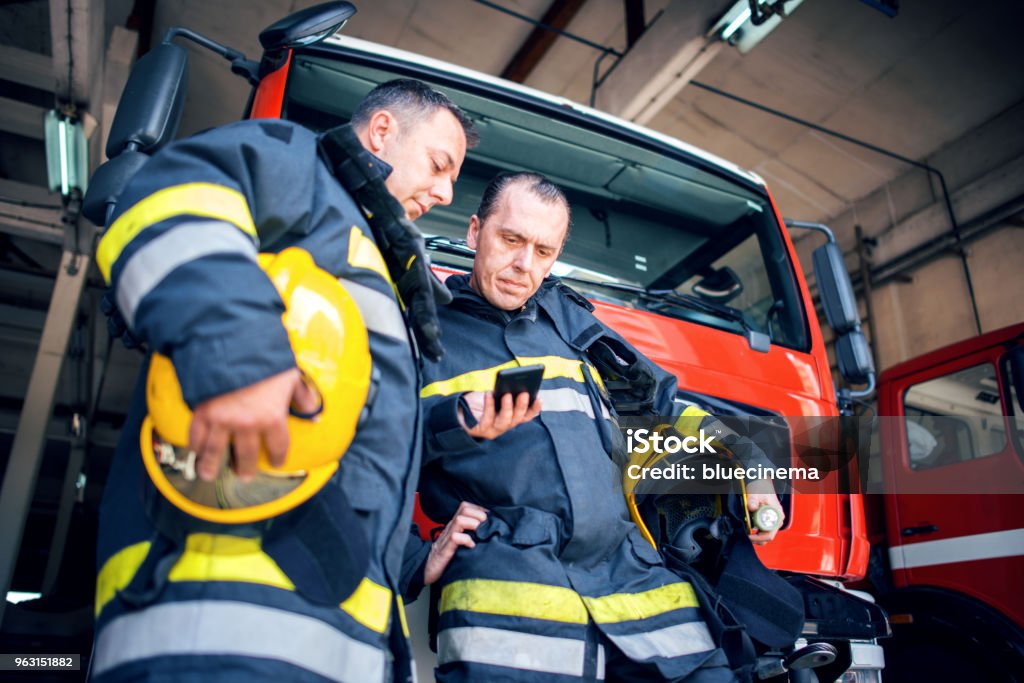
[[438, 626, 590, 678], [583, 582, 700, 624], [347, 226, 392, 285], [339, 279, 409, 344], [421, 356, 594, 398], [605, 621, 716, 661], [97, 183, 258, 282], [95, 541, 151, 618], [340, 577, 393, 635], [116, 220, 259, 328], [94, 533, 391, 633], [440, 578, 588, 624], [92, 600, 386, 682]]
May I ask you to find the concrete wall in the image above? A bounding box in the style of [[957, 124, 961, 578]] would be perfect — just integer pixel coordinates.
[[796, 97, 1024, 377], [867, 223, 1022, 371]]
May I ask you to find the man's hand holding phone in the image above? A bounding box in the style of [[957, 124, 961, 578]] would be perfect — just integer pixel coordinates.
[[458, 365, 544, 440]]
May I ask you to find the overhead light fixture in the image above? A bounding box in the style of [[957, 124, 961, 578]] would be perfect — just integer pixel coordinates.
[[44, 109, 89, 198], [709, 0, 806, 54], [720, 7, 753, 42]]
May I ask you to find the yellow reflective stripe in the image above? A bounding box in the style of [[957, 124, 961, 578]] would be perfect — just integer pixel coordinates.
[[341, 577, 393, 634], [347, 225, 393, 285], [396, 596, 411, 638], [673, 405, 709, 437], [167, 533, 294, 590], [95, 541, 152, 617], [583, 582, 700, 624], [440, 578, 589, 624], [97, 183, 258, 282], [421, 356, 594, 398], [94, 533, 392, 635]]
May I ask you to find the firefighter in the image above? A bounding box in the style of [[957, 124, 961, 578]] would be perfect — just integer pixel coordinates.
[[408, 172, 783, 682], [91, 79, 478, 682]]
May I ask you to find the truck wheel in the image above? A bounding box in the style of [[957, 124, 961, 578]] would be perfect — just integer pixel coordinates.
[[881, 588, 1024, 682]]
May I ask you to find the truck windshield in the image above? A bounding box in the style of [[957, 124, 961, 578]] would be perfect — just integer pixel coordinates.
[[284, 47, 810, 351]]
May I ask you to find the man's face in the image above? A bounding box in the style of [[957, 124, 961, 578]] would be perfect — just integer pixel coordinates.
[[467, 183, 568, 311], [374, 108, 467, 220]]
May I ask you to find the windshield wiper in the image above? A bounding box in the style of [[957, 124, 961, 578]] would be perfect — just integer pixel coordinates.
[[644, 289, 770, 353], [424, 235, 475, 258], [558, 275, 770, 353]]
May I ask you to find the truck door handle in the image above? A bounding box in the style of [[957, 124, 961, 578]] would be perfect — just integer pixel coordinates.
[[901, 524, 939, 537]]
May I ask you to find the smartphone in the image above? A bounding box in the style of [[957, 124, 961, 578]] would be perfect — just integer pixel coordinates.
[[493, 364, 545, 410]]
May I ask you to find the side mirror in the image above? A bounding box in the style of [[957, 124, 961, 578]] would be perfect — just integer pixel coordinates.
[[786, 220, 875, 404], [812, 241, 860, 335], [693, 266, 744, 303], [105, 42, 188, 159], [260, 1, 357, 51], [836, 330, 875, 386], [85, 42, 188, 226]]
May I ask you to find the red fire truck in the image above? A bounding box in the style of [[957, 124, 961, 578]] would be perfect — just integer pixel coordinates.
[[868, 322, 1024, 679]]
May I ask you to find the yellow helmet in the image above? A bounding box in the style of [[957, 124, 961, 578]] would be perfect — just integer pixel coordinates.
[[140, 247, 372, 524]]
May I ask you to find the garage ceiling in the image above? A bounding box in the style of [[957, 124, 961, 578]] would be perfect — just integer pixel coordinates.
[[0, 0, 1022, 425]]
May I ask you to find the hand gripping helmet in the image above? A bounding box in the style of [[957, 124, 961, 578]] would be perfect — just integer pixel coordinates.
[[140, 247, 372, 524]]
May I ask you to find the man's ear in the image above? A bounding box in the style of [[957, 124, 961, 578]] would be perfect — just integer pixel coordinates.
[[467, 215, 481, 249], [364, 110, 398, 155]]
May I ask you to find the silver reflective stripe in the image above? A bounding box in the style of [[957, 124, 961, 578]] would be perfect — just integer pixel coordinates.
[[609, 621, 716, 661], [339, 279, 409, 344], [596, 643, 606, 680], [538, 387, 595, 418], [92, 600, 386, 682], [117, 220, 257, 328], [438, 626, 586, 677], [538, 388, 611, 420]]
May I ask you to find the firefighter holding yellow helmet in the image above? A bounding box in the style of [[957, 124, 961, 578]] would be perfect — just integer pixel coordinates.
[[91, 79, 478, 683]]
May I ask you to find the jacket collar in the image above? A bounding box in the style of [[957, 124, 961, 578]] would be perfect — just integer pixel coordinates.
[[369, 152, 393, 180], [445, 273, 603, 351], [446, 273, 561, 323]]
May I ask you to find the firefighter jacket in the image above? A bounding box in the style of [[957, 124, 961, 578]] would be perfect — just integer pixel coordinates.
[[92, 120, 420, 683], [416, 274, 734, 682]]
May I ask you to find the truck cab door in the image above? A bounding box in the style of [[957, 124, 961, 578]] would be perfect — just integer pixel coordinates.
[[883, 343, 1024, 626]]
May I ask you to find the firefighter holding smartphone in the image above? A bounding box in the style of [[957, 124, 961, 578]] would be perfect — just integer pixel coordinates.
[[404, 172, 784, 682]]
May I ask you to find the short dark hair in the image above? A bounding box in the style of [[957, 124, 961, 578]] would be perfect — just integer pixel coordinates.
[[350, 78, 479, 148], [476, 172, 572, 241]]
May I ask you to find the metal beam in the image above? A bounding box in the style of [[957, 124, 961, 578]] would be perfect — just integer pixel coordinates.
[[0, 96, 47, 140], [41, 439, 86, 595], [0, 178, 59, 206], [624, 0, 645, 48], [49, 0, 105, 107], [0, 245, 91, 624], [0, 199, 65, 244], [595, 0, 727, 123], [500, 0, 589, 83], [0, 410, 122, 449], [0, 45, 54, 91]]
